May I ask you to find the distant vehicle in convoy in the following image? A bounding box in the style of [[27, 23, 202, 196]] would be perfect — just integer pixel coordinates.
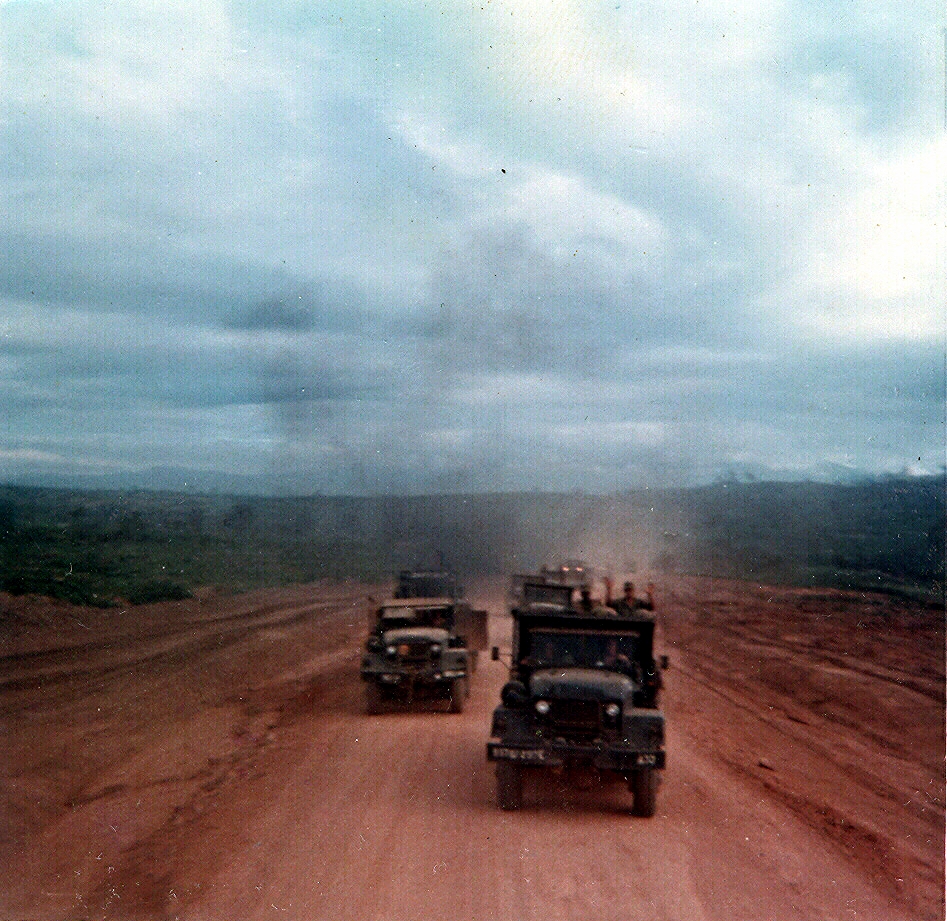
[[394, 569, 462, 600], [487, 580, 668, 815], [360, 593, 488, 714], [540, 559, 593, 588], [511, 560, 592, 601]]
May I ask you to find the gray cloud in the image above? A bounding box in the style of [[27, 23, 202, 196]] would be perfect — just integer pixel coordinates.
[[0, 0, 942, 492]]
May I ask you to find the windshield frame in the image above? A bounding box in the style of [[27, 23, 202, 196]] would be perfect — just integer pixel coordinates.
[[519, 626, 642, 674]]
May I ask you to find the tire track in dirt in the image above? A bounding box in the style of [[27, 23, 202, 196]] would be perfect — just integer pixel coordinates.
[[662, 578, 944, 921], [71, 657, 361, 921], [0, 600, 345, 692], [3, 578, 942, 921]]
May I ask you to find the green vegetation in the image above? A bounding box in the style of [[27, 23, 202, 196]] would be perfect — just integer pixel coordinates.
[[676, 478, 945, 603], [0, 477, 942, 607], [0, 488, 385, 606]]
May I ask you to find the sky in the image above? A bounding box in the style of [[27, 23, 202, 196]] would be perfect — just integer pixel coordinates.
[[0, 0, 944, 494]]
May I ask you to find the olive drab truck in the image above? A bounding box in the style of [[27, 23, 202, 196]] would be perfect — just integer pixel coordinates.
[[360, 579, 488, 713], [487, 580, 668, 815]]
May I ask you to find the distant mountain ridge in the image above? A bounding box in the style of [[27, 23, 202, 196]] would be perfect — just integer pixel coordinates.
[[5, 461, 936, 498]]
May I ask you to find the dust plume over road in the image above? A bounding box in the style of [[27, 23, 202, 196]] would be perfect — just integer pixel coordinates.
[[1, 577, 942, 920]]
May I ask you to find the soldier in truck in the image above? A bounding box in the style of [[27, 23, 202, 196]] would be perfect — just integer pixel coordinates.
[[612, 580, 655, 615]]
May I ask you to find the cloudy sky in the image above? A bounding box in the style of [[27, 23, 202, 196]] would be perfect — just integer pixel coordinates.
[[1, 0, 944, 494]]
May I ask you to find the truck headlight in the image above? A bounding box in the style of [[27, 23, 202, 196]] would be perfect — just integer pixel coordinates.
[[501, 681, 529, 707], [429, 643, 441, 655], [535, 699, 551, 716], [604, 702, 621, 719], [386, 645, 397, 656]]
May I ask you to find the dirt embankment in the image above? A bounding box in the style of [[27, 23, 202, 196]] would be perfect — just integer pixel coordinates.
[[0, 577, 943, 920], [660, 578, 945, 919]]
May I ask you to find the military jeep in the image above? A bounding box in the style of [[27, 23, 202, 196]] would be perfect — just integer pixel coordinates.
[[361, 597, 487, 713], [487, 581, 668, 815]]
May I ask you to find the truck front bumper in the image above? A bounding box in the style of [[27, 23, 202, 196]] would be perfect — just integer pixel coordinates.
[[487, 740, 665, 771], [361, 668, 466, 685]]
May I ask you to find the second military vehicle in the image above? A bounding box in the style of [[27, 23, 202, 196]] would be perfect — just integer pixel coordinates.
[[487, 580, 667, 816], [361, 594, 488, 714]]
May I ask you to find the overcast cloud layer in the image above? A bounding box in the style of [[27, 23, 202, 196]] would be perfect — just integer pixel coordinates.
[[1, 0, 944, 493]]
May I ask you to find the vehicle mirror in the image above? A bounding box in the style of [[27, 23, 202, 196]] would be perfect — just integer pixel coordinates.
[[660, 655, 669, 669], [491, 646, 500, 661]]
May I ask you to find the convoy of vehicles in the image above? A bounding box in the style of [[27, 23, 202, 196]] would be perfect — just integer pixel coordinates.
[[360, 564, 669, 816]]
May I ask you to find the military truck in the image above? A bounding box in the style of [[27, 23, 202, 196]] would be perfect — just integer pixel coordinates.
[[510, 560, 593, 603], [394, 569, 462, 600], [487, 580, 668, 815], [361, 596, 488, 713], [393, 568, 487, 670], [540, 558, 593, 589]]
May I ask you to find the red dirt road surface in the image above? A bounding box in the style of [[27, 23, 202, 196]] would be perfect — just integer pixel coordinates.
[[1, 577, 943, 920]]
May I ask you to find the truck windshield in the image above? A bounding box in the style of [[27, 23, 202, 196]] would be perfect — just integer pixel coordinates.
[[382, 607, 451, 629], [523, 629, 640, 673]]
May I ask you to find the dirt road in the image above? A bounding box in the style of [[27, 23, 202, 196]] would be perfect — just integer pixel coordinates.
[[1, 578, 943, 920]]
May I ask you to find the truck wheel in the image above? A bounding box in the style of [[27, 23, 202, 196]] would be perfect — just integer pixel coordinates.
[[365, 684, 384, 715], [448, 677, 467, 713], [496, 762, 523, 810], [630, 767, 658, 817]]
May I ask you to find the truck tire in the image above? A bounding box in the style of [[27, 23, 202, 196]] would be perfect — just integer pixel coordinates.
[[448, 677, 467, 713], [496, 761, 523, 810], [630, 767, 658, 817], [365, 683, 384, 715]]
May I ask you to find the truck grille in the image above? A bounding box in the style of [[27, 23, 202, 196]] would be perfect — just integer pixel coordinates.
[[397, 643, 433, 665], [549, 699, 600, 729]]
